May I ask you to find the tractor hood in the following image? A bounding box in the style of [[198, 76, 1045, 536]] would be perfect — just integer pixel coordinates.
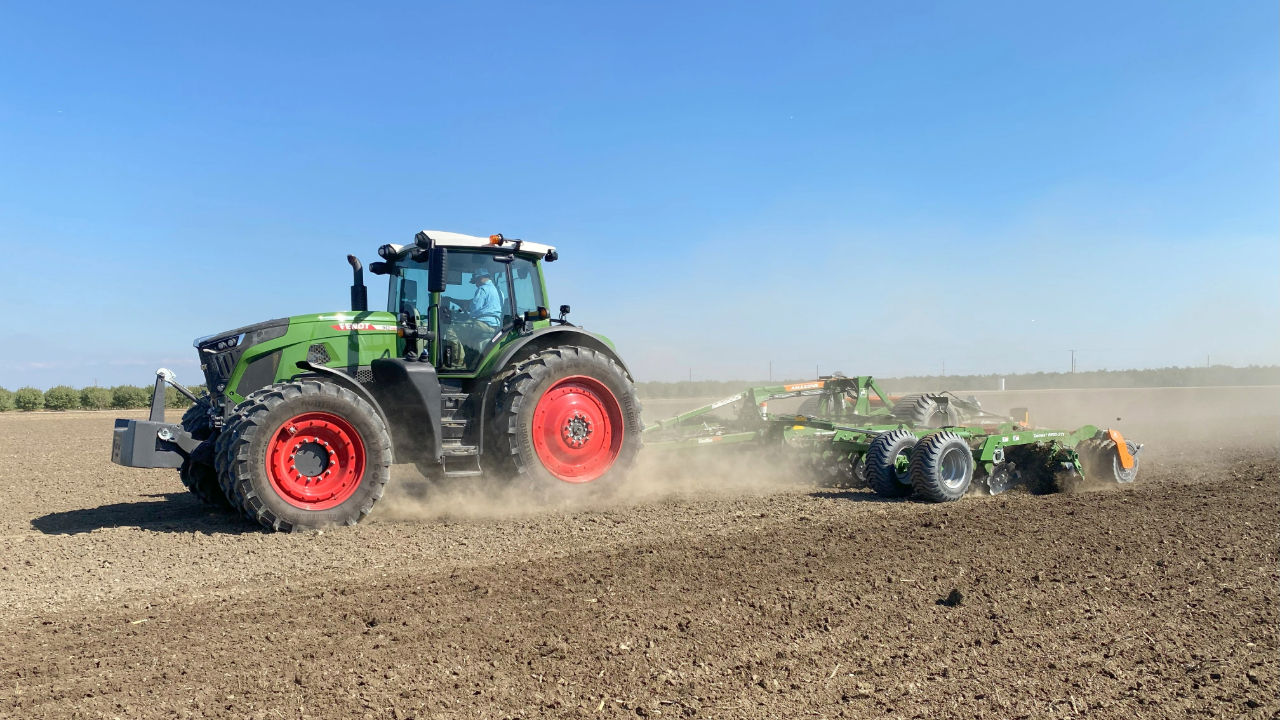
[[194, 318, 291, 352], [195, 312, 400, 402]]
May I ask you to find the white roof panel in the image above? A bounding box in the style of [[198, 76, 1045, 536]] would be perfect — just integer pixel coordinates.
[[417, 230, 555, 256]]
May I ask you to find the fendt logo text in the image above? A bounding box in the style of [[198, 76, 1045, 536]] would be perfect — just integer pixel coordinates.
[[331, 323, 397, 331]]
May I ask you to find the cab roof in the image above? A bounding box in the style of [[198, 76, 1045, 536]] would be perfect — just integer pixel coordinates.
[[383, 230, 556, 258]]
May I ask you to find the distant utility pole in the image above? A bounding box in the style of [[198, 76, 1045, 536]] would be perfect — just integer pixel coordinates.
[[1070, 350, 1076, 374], [815, 364, 819, 378], [942, 360, 946, 377], [1206, 355, 1210, 368], [768, 361, 772, 382]]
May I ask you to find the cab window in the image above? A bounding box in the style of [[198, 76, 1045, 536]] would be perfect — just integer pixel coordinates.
[[510, 257, 544, 317]]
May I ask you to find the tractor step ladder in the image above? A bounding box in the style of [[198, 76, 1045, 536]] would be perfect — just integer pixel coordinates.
[[441, 391, 484, 477], [441, 444, 483, 476]]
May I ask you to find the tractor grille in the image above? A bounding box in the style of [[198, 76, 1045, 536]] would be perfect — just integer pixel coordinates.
[[306, 344, 331, 364], [355, 367, 374, 385], [199, 347, 244, 393]]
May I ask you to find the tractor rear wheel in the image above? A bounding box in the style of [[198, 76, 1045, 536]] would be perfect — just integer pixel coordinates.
[[215, 380, 392, 532], [491, 346, 643, 500], [177, 404, 230, 508], [864, 429, 918, 498], [909, 431, 974, 502], [890, 394, 960, 428]]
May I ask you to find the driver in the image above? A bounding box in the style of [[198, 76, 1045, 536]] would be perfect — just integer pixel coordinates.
[[464, 268, 503, 327], [444, 268, 503, 367]]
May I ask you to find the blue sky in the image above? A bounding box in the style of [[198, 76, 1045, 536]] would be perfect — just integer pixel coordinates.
[[1, 1, 1276, 388]]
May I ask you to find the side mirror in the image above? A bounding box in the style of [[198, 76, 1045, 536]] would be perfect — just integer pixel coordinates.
[[427, 247, 448, 293]]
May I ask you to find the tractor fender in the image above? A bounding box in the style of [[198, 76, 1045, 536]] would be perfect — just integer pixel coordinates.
[[296, 360, 443, 466], [485, 326, 633, 379], [294, 362, 396, 458], [368, 358, 443, 466]]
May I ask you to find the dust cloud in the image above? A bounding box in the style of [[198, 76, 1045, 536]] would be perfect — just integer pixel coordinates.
[[373, 386, 1279, 522], [373, 448, 811, 523]]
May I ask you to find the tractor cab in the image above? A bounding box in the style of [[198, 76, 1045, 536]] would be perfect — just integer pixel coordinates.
[[385, 239, 549, 373]]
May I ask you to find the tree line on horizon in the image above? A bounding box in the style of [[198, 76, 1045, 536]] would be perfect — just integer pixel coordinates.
[[0, 384, 205, 412], [633, 364, 1280, 399], [3, 364, 1275, 409]]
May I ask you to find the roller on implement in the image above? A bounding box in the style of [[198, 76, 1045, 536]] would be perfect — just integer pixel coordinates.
[[109, 231, 1141, 531], [641, 373, 1143, 500]]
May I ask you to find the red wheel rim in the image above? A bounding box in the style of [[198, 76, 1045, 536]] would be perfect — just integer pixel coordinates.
[[265, 412, 366, 510], [531, 375, 625, 483]]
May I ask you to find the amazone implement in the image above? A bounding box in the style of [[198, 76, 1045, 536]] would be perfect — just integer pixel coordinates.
[[641, 375, 1142, 501]]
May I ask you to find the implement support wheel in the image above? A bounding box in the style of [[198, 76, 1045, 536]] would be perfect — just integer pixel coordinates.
[[909, 430, 975, 502], [864, 429, 918, 498], [1077, 434, 1141, 485]]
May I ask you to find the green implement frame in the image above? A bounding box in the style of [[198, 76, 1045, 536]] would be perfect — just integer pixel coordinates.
[[641, 375, 1139, 500], [642, 375, 896, 450]]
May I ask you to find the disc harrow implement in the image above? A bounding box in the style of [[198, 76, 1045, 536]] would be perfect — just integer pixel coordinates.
[[642, 374, 1142, 501]]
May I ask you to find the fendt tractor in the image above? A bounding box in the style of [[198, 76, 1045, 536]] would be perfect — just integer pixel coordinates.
[[112, 231, 644, 531], [112, 230, 1142, 532]]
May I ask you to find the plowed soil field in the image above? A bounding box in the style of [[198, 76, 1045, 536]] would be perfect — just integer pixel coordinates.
[[0, 392, 1276, 719]]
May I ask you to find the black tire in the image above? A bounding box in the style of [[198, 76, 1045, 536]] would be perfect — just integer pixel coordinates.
[[909, 431, 975, 502], [215, 381, 393, 532], [864, 429, 918, 498], [796, 397, 821, 417], [1076, 436, 1140, 484], [177, 404, 230, 507], [490, 346, 643, 501], [889, 393, 961, 428]]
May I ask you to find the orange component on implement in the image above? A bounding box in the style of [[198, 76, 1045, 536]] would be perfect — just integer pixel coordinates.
[[1107, 429, 1133, 469]]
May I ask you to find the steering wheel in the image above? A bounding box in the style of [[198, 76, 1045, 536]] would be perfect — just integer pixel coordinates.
[[439, 297, 464, 323]]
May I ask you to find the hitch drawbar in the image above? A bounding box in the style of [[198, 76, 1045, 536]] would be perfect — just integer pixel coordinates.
[[110, 368, 202, 469]]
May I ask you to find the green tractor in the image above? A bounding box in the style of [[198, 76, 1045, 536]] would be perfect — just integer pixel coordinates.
[[111, 231, 644, 531]]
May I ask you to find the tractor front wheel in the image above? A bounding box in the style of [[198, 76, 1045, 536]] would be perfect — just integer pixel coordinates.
[[491, 346, 643, 500], [215, 380, 392, 532], [178, 404, 230, 508]]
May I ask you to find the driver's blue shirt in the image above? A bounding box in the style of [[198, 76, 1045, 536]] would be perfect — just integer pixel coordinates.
[[467, 281, 503, 326]]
